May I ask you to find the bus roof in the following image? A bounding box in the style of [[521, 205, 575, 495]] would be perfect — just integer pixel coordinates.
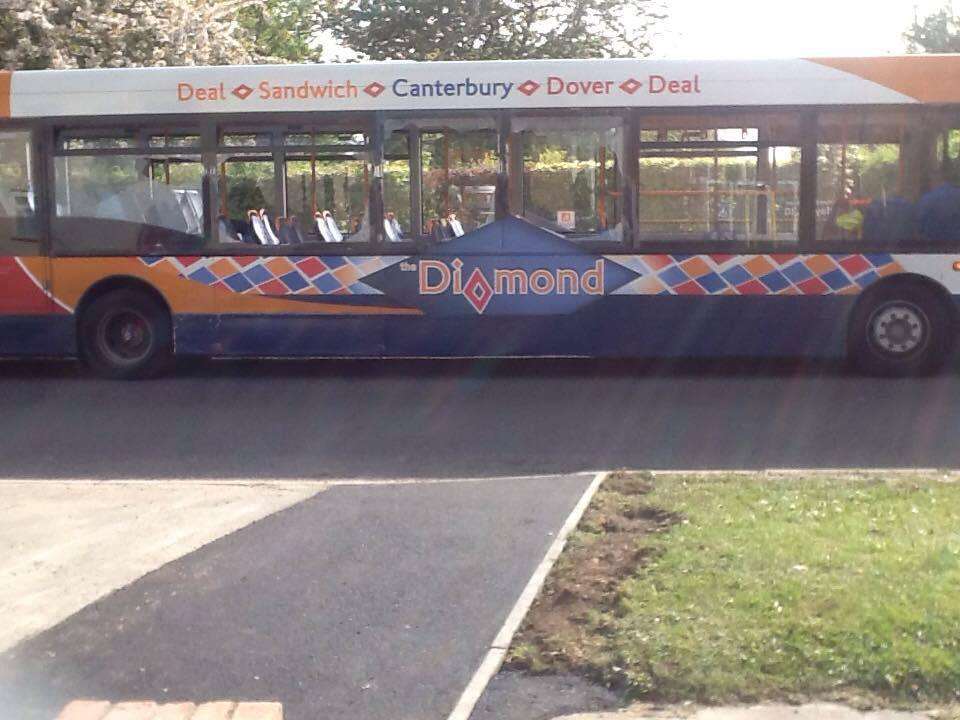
[[3, 55, 960, 120]]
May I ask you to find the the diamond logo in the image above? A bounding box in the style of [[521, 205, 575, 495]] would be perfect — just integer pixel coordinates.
[[462, 268, 494, 314], [232, 84, 254, 100], [619, 78, 643, 95], [364, 81, 385, 98], [517, 80, 540, 96]]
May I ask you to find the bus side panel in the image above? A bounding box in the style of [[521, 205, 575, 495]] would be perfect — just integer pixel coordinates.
[[208, 315, 387, 357], [381, 296, 855, 358], [0, 256, 73, 356]]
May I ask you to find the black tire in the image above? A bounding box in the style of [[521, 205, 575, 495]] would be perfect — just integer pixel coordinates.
[[78, 289, 172, 379], [848, 283, 953, 377]]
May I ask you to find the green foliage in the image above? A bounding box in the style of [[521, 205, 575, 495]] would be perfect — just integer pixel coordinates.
[[905, 3, 960, 53], [323, 0, 665, 61], [238, 0, 325, 63]]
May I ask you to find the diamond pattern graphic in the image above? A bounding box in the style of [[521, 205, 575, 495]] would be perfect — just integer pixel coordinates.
[[462, 268, 495, 314], [607, 254, 904, 296], [518, 80, 540, 96], [363, 82, 385, 97], [619, 78, 643, 94], [139, 255, 408, 297], [231, 84, 253, 100]]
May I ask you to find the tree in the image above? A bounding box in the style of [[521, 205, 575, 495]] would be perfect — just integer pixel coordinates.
[[323, 0, 665, 61], [905, 3, 960, 53], [239, 0, 326, 63], [0, 0, 308, 70]]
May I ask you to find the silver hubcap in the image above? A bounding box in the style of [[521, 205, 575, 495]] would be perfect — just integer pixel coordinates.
[[869, 303, 926, 356]]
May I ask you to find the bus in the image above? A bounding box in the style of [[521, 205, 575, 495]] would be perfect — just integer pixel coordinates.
[[2, 55, 960, 378]]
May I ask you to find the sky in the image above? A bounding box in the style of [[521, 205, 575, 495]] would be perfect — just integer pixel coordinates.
[[653, 0, 948, 58]]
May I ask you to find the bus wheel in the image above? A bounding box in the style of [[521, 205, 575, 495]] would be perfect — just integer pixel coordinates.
[[78, 289, 172, 379], [848, 284, 952, 377]]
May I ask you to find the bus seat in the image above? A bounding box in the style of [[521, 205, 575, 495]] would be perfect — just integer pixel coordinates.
[[384, 212, 403, 241], [249, 209, 270, 244], [384, 215, 399, 242], [260, 209, 281, 244], [323, 210, 344, 242], [186, 190, 203, 223], [315, 211, 334, 242], [177, 192, 201, 234]]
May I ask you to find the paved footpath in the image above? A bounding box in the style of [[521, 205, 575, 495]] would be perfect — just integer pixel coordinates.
[[0, 474, 593, 720]]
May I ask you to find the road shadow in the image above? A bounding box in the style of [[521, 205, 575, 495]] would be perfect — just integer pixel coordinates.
[[1, 355, 959, 480], [0, 354, 874, 381]]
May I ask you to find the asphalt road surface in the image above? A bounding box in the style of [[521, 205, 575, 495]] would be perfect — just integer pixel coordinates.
[[0, 474, 594, 720], [2, 357, 960, 479]]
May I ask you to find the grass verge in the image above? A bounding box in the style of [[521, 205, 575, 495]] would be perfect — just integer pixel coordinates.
[[507, 470, 960, 708]]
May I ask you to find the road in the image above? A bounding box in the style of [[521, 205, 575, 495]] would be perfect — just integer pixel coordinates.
[[0, 474, 594, 720], [2, 357, 960, 479]]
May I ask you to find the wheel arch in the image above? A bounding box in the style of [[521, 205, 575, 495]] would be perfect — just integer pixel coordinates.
[[74, 275, 173, 335], [847, 272, 959, 349]]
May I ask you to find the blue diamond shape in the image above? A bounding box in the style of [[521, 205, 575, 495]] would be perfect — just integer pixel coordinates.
[[781, 262, 813, 284], [312, 273, 342, 293], [224, 272, 254, 292], [187, 267, 217, 285], [659, 265, 690, 287], [821, 268, 852, 291], [759, 270, 790, 292], [720, 264, 751, 286], [279, 270, 309, 292], [855, 269, 879, 288], [243, 264, 272, 285], [865, 253, 894, 267], [696, 271, 726, 294], [322, 256, 348, 269]]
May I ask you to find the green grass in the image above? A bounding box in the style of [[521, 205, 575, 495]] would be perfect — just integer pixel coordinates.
[[515, 472, 960, 706]]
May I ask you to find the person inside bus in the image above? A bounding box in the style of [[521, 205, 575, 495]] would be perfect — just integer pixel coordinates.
[[916, 158, 960, 243]]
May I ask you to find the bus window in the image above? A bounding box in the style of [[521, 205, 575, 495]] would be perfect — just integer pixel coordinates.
[[216, 128, 371, 246], [53, 130, 203, 254], [383, 131, 411, 242], [0, 130, 40, 254], [516, 117, 623, 241], [816, 111, 906, 245], [637, 115, 800, 244], [421, 127, 498, 240]]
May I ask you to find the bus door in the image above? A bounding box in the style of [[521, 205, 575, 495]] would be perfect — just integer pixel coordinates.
[[0, 128, 55, 354]]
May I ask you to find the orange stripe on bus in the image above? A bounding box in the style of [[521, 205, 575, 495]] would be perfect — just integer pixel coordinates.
[[0, 71, 11, 118], [810, 56, 960, 103]]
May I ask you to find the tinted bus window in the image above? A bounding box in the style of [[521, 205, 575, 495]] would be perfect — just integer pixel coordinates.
[[383, 120, 498, 241], [383, 132, 411, 241], [53, 130, 203, 254], [215, 128, 371, 246], [285, 132, 369, 244], [638, 115, 800, 244], [0, 130, 39, 254], [421, 127, 497, 239], [517, 117, 623, 241], [816, 109, 960, 247]]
